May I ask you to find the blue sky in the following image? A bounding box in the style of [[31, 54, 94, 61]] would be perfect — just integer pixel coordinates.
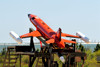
[[0, 0, 100, 43]]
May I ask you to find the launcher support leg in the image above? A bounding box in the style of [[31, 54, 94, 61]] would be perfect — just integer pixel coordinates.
[[8, 48, 10, 67], [30, 36, 35, 52], [42, 57, 48, 67], [48, 57, 51, 67], [29, 28, 35, 52], [72, 39, 76, 52], [47, 53, 54, 67], [47, 54, 51, 67], [29, 28, 36, 67], [19, 54, 21, 67], [67, 56, 70, 67], [29, 56, 36, 67], [82, 58, 85, 67]]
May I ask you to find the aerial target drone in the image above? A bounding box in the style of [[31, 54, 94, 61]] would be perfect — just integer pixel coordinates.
[[9, 14, 90, 48]]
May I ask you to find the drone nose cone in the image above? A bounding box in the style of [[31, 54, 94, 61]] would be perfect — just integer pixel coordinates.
[[28, 14, 31, 17], [28, 14, 37, 19]]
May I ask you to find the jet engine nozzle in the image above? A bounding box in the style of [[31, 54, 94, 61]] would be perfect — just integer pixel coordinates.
[[9, 31, 22, 44], [76, 32, 90, 43]]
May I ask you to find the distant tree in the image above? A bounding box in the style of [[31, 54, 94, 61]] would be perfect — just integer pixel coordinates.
[[94, 44, 100, 52], [78, 44, 85, 52], [75, 43, 79, 49], [1, 48, 6, 56], [36, 48, 39, 52]]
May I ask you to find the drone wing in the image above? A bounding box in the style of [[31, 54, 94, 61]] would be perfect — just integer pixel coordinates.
[[20, 30, 42, 38], [10, 30, 42, 44], [61, 33, 80, 38]]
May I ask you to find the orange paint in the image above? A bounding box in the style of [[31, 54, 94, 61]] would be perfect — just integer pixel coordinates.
[[20, 14, 80, 48]]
